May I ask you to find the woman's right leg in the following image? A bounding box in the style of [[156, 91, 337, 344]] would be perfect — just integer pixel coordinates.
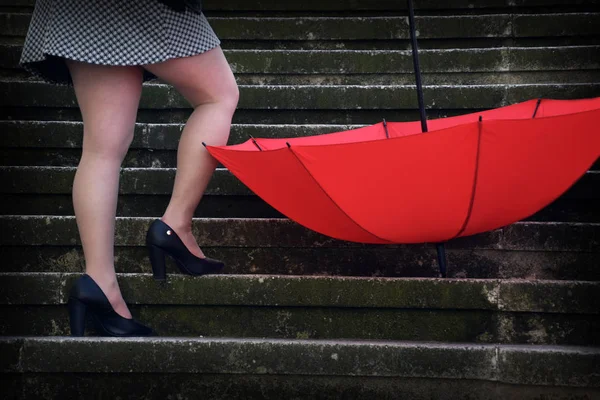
[[67, 60, 143, 319]]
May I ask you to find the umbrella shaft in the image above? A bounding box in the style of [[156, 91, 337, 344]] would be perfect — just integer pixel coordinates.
[[436, 243, 447, 278], [407, 0, 428, 133]]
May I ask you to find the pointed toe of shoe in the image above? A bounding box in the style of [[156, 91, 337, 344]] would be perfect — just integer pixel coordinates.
[[204, 257, 225, 274], [133, 321, 155, 337]]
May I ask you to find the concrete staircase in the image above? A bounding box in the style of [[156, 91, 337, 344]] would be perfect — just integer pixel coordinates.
[[1, 0, 599, 398]]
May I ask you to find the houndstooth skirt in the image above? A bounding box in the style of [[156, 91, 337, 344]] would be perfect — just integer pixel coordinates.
[[20, 0, 221, 85]]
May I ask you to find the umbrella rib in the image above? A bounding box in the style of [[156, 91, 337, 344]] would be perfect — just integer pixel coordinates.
[[250, 135, 263, 151], [383, 119, 389, 138], [285, 145, 394, 244], [532, 98, 542, 119], [453, 118, 483, 239]]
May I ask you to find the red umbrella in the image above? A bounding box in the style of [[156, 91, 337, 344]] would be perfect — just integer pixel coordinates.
[[207, 97, 600, 244], [205, 0, 600, 275]]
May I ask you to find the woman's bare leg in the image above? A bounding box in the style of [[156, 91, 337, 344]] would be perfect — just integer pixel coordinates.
[[67, 60, 143, 318], [144, 46, 239, 258]]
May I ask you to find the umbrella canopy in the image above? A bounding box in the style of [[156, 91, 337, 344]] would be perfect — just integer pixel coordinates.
[[207, 97, 600, 244]]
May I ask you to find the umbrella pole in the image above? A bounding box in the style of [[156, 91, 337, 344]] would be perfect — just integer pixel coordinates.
[[436, 243, 447, 278], [407, 0, 427, 133], [407, 0, 448, 277]]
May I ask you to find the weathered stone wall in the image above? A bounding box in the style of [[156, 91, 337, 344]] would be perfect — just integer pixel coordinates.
[[1, 0, 599, 398]]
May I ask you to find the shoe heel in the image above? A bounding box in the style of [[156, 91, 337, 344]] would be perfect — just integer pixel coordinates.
[[68, 297, 86, 337], [148, 245, 167, 281]]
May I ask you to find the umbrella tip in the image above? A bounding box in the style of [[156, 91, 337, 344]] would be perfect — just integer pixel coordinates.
[[286, 142, 291, 148], [479, 116, 482, 122], [202, 142, 207, 147]]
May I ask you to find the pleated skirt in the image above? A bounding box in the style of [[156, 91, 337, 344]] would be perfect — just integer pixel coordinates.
[[20, 0, 221, 84]]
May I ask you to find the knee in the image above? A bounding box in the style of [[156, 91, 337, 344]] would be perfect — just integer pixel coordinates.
[[214, 78, 239, 114], [82, 129, 134, 162], [227, 77, 240, 104], [192, 75, 239, 114], [225, 81, 240, 112]]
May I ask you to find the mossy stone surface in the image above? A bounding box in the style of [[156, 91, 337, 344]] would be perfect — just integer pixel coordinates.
[[2, 216, 598, 251]]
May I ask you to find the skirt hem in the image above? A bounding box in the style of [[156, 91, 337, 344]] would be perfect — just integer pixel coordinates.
[[20, 40, 221, 86]]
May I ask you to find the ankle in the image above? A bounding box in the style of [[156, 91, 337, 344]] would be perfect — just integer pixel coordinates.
[[158, 216, 204, 259], [161, 215, 192, 235], [85, 271, 120, 298], [82, 270, 132, 319]]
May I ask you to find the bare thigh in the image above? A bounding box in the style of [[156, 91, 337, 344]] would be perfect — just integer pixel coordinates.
[[66, 60, 143, 157], [143, 46, 238, 109]]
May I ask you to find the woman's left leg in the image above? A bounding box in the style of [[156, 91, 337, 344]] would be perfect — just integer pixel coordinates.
[[143, 46, 239, 258]]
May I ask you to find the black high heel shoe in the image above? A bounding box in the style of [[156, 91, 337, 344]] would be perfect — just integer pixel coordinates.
[[146, 219, 225, 281], [68, 274, 154, 337]]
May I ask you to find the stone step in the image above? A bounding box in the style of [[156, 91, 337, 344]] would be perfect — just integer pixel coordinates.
[[2, 13, 600, 40], [3, 216, 598, 251], [3, 45, 599, 74], [5, 192, 595, 225], [2, 337, 599, 399], [2, 81, 600, 111], [1, 216, 598, 280], [230, 71, 600, 86], [200, 0, 600, 12], [1, 167, 597, 223], [7, 70, 600, 87], [195, 14, 600, 41], [3, 245, 600, 282], [4, 144, 599, 172], [0, 122, 359, 149], [0, 106, 587, 125], [2, 167, 597, 198], [199, 47, 600, 76], [2, 242, 599, 281], [1, 272, 598, 344], [3, 121, 600, 159], [6, 0, 600, 11], [2, 122, 599, 169], [6, 35, 600, 53]]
